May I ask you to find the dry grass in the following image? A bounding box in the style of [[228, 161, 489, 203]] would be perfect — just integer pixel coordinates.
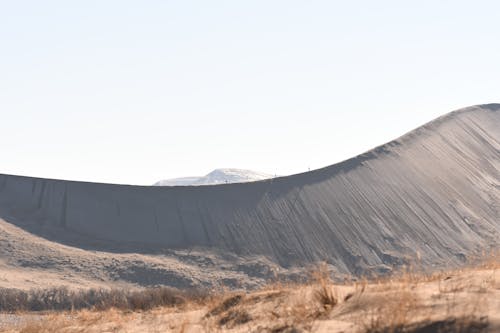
[[361, 288, 420, 333], [311, 263, 338, 312], [0, 286, 207, 312], [0, 254, 498, 333], [7, 309, 132, 333], [355, 251, 500, 333]]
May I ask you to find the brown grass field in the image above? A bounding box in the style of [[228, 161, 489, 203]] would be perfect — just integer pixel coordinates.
[[0, 254, 498, 333]]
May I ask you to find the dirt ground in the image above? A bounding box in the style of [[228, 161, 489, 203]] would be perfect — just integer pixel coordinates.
[[1, 262, 498, 333]]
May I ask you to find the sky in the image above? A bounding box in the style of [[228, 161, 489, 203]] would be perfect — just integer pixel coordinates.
[[1, 1, 499, 185]]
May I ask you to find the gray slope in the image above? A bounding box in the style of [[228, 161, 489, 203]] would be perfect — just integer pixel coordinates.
[[0, 104, 499, 278]]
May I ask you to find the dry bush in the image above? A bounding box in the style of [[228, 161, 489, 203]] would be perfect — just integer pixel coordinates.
[[218, 308, 252, 327], [361, 287, 419, 333], [260, 264, 339, 331], [206, 293, 244, 317], [311, 263, 338, 311], [204, 293, 253, 329], [0, 286, 207, 312]]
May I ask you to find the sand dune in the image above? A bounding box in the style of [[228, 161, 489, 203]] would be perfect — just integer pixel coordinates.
[[0, 104, 498, 288]]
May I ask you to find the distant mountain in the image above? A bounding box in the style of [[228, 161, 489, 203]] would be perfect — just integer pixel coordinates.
[[153, 168, 274, 186]]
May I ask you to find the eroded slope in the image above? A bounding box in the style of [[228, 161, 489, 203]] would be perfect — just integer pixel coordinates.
[[0, 104, 498, 286]]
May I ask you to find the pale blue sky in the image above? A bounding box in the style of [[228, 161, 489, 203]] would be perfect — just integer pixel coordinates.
[[1, 1, 499, 185]]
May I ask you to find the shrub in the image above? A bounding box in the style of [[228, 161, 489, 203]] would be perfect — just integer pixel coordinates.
[[0, 286, 206, 312]]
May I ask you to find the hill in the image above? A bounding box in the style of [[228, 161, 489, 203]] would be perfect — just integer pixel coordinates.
[[153, 168, 274, 186], [0, 104, 498, 288]]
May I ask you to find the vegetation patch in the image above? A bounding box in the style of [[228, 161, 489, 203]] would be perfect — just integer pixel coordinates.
[[0, 287, 207, 312], [364, 316, 489, 333]]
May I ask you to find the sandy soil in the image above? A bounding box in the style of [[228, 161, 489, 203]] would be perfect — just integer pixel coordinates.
[[0, 265, 498, 332], [0, 217, 286, 290]]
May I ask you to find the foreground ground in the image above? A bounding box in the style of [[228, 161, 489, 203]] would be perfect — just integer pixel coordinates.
[[0, 258, 498, 333]]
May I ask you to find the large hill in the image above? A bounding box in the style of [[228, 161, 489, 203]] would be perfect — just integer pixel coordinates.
[[0, 104, 498, 289], [153, 168, 274, 186]]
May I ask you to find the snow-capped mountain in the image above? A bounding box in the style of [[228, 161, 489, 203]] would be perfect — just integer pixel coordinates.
[[153, 168, 274, 186]]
